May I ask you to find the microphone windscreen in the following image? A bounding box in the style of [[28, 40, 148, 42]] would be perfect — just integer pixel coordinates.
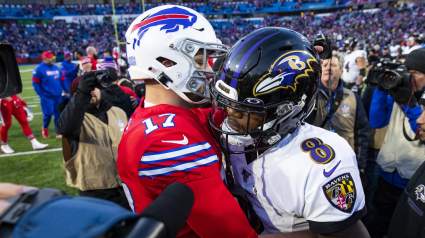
[[140, 183, 194, 238]]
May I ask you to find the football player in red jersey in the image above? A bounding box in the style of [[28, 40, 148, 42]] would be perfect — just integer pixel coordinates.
[[117, 5, 257, 238], [0, 95, 48, 154]]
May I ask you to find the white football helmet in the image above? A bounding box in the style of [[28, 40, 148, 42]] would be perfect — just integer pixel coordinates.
[[125, 5, 227, 104]]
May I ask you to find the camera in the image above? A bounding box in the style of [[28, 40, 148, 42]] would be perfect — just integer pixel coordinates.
[[366, 58, 416, 105], [313, 32, 332, 59], [94, 68, 117, 88], [367, 58, 411, 91]]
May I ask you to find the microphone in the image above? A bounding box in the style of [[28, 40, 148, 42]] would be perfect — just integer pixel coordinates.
[[126, 182, 194, 238]]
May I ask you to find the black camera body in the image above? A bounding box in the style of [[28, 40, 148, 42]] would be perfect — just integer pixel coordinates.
[[367, 58, 415, 105], [313, 32, 332, 60], [368, 58, 411, 90], [94, 69, 117, 88]]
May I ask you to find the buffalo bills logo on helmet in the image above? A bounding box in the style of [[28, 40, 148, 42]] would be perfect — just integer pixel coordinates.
[[131, 6, 197, 49], [253, 50, 318, 96]]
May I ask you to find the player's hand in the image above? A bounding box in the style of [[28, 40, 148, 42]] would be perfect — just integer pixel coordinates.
[[78, 72, 98, 95]]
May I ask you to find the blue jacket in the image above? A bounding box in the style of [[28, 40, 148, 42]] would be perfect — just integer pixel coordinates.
[[32, 63, 63, 98], [61, 60, 79, 94], [369, 88, 422, 132]]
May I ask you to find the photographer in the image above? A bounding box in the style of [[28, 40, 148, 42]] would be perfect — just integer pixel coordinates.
[[57, 72, 129, 208], [310, 55, 371, 174], [367, 48, 425, 237], [387, 110, 425, 238]]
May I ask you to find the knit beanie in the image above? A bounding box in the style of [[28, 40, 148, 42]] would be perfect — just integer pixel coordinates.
[[405, 48, 425, 74]]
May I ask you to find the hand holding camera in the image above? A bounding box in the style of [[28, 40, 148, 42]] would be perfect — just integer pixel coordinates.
[[77, 72, 98, 95], [368, 59, 415, 105], [78, 69, 117, 95]]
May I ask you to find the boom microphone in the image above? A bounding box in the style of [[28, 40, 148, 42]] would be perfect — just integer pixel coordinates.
[[126, 182, 194, 238]]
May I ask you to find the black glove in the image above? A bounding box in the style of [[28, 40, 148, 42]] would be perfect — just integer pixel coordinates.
[[77, 72, 98, 95], [313, 32, 332, 60]]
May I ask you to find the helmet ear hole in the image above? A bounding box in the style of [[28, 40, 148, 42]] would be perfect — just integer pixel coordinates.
[[156, 57, 177, 68]]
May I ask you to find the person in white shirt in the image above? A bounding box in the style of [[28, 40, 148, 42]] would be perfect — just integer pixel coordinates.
[[209, 27, 370, 238], [341, 38, 367, 91]]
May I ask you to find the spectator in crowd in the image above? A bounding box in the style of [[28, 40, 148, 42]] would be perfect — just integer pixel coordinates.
[[74, 50, 85, 61], [32, 51, 63, 139], [86, 46, 98, 71], [79, 57, 93, 75], [57, 72, 128, 208], [117, 5, 257, 238], [1, 2, 424, 63], [0, 95, 48, 154], [60, 51, 78, 100], [310, 55, 371, 176], [367, 48, 425, 237]]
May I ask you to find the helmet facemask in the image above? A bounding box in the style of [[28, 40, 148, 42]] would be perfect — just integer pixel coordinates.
[[165, 38, 228, 104], [209, 80, 315, 155]]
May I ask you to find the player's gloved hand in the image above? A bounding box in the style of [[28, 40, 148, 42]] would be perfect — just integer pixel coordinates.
[[77, 72, 98, 95], [313, 32, 332, 60]]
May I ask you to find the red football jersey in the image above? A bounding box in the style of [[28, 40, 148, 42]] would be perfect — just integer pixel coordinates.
[[117, 103, 257, 238]]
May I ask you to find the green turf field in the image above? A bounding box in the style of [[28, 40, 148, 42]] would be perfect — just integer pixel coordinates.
[[0, 65, 77, 194]]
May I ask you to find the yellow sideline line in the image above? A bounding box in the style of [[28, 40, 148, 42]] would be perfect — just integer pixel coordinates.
[[0, 148, 62, 158]]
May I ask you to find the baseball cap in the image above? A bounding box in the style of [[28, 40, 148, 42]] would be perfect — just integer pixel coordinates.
[[41, 51, 55, 60]]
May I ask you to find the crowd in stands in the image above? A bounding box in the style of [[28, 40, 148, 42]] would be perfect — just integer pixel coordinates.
[[0, 0, 386, 19], [0, 1, 422, 63], [214, 2, 425, 47]]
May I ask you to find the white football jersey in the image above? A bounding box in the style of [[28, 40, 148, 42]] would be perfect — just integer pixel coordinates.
[[341, 50, 367, 84], [389, 44, 400, 58], [229, 123, 365, 234]]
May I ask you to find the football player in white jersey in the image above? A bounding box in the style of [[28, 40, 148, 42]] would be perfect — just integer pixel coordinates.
[[209, 27, 369, 237], [341, 38, 367, 91]]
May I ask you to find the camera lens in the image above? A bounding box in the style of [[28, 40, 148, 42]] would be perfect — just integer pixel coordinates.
[[96, 69, 117, 88], [379, 70, 402, 90]]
